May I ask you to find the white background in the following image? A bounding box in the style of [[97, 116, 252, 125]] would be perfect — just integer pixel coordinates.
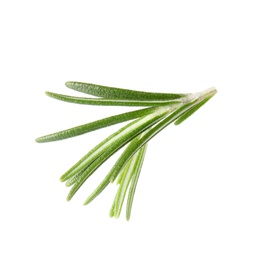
[[1, 1, 260, 259]]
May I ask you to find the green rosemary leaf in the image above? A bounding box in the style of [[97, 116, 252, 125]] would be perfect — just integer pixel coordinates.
[[45, 91, 182, 107], [35, 106, 159, 143], [83, 167, 112, 206], [113, 153, 137, 219], [126, 143, 147, 220], [65, 81, 186, 101], [114, 142, 147, 219], [66, 108, 170, 200], [60, 106, 170, 183], [109, 158, 132, 217]]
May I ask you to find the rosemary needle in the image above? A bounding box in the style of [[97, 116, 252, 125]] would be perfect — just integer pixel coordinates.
[[65, 81, 186, 100], [126, 143, 147, 220], [45, 91, 182, 107], [36, 106, 162, 143]]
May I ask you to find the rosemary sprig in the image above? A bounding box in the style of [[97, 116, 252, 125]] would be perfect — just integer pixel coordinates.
[[36, 82, 217, 220]]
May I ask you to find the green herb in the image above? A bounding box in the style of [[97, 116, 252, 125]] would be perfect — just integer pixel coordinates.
[[36, 81, 217, 220]]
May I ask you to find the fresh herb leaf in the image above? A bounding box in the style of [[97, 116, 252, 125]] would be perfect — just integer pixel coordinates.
[[65, 81, 186, 100], [45, 91, 182, 107]]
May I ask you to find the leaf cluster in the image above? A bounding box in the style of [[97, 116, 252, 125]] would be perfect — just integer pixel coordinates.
[[36, 82, 217, 220]]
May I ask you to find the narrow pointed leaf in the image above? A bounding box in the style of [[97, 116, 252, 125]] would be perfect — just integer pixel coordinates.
[[114, 142, 147, 219], [65, 81, 186, 101], [45, 91, 182, 107], [83, 169, 112, 206], [126, 143, 147, 220], [36, 106, 158, 143], [109, 158, 132, 217], [113, 153, 136, 219]]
